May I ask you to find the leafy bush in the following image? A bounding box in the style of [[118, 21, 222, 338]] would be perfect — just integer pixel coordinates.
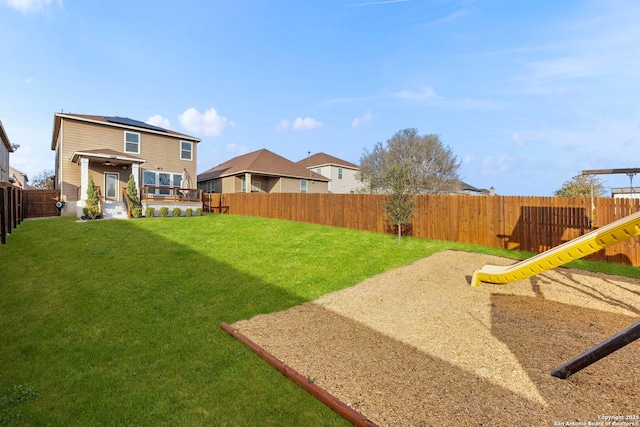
[[196, 208, 203, 216], [126, 174, 141, 209], [185, 208, 193, 217], [145, 207, 155, 218], [173, 207, 182, 217], [131, 207, 142, 218], [160, 207, 169, 217]]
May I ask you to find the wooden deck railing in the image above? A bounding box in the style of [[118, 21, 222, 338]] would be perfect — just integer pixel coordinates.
[[141, 186, 202, 203]]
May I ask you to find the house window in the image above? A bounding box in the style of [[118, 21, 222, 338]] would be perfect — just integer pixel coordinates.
[[338, 168, 343, 179], [125, 131, 140, 154], [301, 179, 308, 193], [241, 177, 246, 192], [316, 168, 321, 174], [199, 180, 215, 193], [142, 170, 184, 196], [143, 170, 156, 187], [180, 141, 192, 161], [252, 181, 261, 193]]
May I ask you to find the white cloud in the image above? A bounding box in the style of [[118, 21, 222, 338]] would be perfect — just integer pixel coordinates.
[[322, 96, 377, 105], [392, 87, 503, 110], [512, 132, 527, 147], [276, 117, 322, 131], [292, 117, 322, 130], [178, 107, 233, 137], [146, 115, 171, 130], [274, 119, 290, 131], [482, 155, 517, 176], [3, 0, 62, 14], [392, 87, 441, 101], [226, 143, 248, 155], [351, 111, 374, 128]]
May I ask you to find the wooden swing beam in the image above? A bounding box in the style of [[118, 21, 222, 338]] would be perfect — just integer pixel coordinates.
[[581, 168, 640, 176]]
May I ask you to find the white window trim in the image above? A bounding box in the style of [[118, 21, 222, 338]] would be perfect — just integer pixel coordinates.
[[124, 131, 140, 154], [180, 140, 193, 161], [301, 179, 308, 193]]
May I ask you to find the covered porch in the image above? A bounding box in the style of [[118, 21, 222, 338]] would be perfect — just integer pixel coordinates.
[[71, 149, 202, 218]]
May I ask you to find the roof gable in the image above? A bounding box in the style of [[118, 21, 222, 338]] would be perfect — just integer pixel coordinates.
[[198, 149, 329, 182], [298, 152, 359, 169]]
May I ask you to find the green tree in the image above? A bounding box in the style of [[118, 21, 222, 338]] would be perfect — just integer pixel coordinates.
[[126, 174, 141, 208], [554, 174, 606, 197], [360, 128, 461, 194], [383, 164, 415, 245], [83, 175, 100, 219]]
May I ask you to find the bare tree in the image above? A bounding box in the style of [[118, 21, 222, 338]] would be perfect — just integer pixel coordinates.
[[31, 169, 55, 190], [360, 128, 461, 194], [383, 164, 415, 244], [555, 174, 606, 198]]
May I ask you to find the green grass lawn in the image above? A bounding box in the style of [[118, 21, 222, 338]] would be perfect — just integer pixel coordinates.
[[1, 215, 638, 426]]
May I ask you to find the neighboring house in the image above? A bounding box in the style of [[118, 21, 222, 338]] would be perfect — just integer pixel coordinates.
[[9, 166, 28, 189], [0, 120, 15, 183], [297, 152, 364, 194], [198, 148, 329, 194], [456, 180, 493, 196], [51, 113, 201, 218]]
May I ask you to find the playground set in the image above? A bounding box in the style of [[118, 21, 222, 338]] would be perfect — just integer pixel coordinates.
[[472, 167, 640, 379]]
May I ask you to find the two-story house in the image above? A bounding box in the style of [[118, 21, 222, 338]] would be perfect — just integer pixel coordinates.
[[9, 166, 28, 189], [297, 152, 363, 194], [51, 113, 201, 218]]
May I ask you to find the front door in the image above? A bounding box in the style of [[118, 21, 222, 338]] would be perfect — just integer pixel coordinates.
[[105, 173, 119, 201]]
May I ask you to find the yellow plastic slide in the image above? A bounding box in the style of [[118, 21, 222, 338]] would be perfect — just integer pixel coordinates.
[[471, 209, 640, 287]]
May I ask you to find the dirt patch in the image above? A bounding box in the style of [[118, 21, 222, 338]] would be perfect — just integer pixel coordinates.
[[231, 251, 640, 426]]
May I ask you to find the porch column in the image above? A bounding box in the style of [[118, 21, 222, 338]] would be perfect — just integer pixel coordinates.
[[131, 163, 140, 189], [80, 157, 89, 201], [245, 172, 251, 193]]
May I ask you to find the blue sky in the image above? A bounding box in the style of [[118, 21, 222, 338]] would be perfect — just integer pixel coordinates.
[[2, 0, 640, 196]]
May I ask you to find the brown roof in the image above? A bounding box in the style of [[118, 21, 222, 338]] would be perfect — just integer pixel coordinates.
[[198, 149, 329, 182], [297, 152, 359, 169], [51, 113, 200, 150]]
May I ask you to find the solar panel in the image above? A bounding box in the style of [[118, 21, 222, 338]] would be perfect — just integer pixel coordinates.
[[105, 116, 167, 132]]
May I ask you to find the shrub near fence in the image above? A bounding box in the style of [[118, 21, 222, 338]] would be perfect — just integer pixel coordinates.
[[204, 192, 640, 266]]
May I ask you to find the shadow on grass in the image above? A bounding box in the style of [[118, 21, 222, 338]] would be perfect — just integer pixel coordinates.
[[0, 217, 348, 426]]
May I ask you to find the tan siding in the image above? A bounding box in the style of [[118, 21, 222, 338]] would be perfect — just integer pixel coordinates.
[[221, 177, 235, 193], [310, 181, 329, 193], [280, 177, 300, 193], [58, 118, 198, 201]]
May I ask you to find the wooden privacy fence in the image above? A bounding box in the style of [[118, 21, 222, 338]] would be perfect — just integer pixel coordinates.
[[23, 190, 61, 218], [204, 193, 640, 266], [0, 182, 24, 244]]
